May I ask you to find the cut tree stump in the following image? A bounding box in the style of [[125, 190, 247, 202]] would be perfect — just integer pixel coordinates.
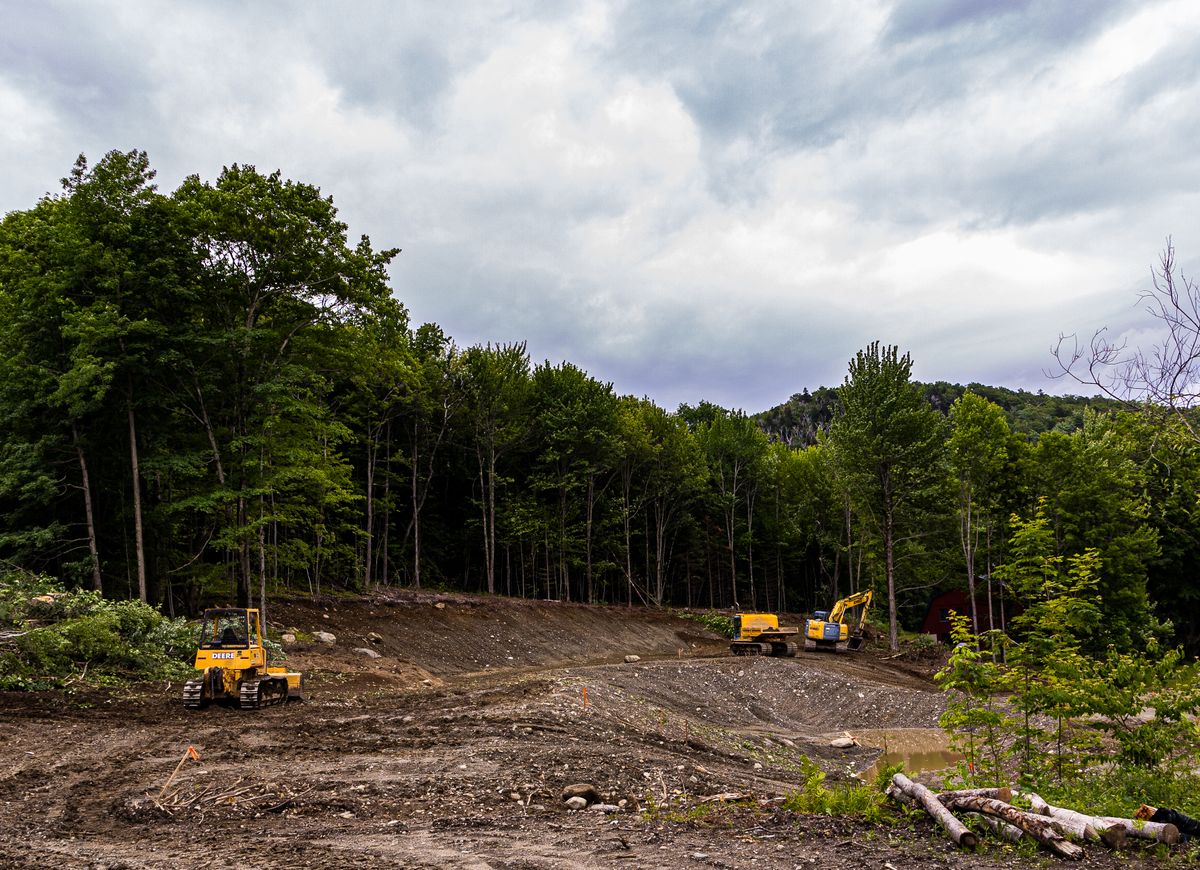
[[889, 773, 977, 849]]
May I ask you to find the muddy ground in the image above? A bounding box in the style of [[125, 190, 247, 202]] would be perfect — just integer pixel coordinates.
[[0, 591, 1179, 869]]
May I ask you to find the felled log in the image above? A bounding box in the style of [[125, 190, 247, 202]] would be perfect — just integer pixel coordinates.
[[1097, 817, 1180, 844], [1046, 806, 1124, 848], [1013, 790, 1125, 847], [938, 786, 1013, 803], [967, 812, 1023, 843], [939, 794, 1082, 859], [890, 773, 977, 849]]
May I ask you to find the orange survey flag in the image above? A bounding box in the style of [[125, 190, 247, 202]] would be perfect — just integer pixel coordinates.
[[187, 746, 200, 761]]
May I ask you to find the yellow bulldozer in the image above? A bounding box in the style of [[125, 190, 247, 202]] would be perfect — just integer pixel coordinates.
[[729, 612, 801, 657], [182, 608, 304, 709], [804, 589, 873, 652]]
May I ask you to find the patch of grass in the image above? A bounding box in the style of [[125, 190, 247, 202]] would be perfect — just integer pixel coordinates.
[[782, 756, 893, 823], [1039, 766, 1200, 820]]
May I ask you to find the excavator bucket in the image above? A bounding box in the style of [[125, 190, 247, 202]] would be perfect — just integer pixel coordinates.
[[846, 635, 865, 651]]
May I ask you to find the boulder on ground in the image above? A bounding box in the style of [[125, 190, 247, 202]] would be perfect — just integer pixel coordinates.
[[314, 631, 337, 645], [623, 655, 640, 664], [353, 647, 381, 659], [561, 783, 604, 805], [280, 633, 296, 644]]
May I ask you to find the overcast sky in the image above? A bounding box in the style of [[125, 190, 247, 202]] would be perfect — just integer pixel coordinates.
[[3, 0, 1199, 412]]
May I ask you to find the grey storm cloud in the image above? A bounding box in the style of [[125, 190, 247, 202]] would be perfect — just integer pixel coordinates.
[[2, 0, 1199, 412]]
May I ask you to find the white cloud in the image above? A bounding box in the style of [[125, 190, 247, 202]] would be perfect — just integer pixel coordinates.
[[3, 0, 1200, 411]]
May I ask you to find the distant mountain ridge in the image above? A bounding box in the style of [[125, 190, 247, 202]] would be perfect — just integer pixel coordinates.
[[755, 381, 1123, 447]]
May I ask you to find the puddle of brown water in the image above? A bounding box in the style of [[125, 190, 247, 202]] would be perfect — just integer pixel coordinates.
[[849, 728, 963, 782]]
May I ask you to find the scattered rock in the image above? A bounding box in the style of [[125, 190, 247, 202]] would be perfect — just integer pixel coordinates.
[[561, 783, 603, 805], [590, 803, 620, 813], [353, 647, 381, 659], [314, 631, 337, 645], [753, 762, 763, 770], [434, 602, 446, 610], [280, 633, 296, 644], [322, 613, 330, 620], [830, 735, 859, 749], [564, 796, 588, 811], [623, 655, 640, 663]]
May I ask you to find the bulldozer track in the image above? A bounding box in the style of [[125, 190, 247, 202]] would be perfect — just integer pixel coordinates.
[[181, 680, 204, 708], [239, 677, 288, 709]]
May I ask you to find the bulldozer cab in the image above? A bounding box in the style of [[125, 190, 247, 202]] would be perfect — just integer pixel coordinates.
[[199, 609, 259, 650]]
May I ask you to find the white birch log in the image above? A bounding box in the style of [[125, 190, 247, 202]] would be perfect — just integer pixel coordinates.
[[967, 812, 1024, 843], [1097, 817, 1180, 844], [938, 786, 1013, 803], [890, 773, 978, 849], [939, 794, 1083, 859]]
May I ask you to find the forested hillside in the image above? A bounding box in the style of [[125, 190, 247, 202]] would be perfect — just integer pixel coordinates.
[[2, 151, 1197, 655], [757, 382, 1124, 446]]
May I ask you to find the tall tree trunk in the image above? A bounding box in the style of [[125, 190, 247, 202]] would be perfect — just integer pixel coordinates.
[[364, 431, 376, 590], [127, 395, 147, 604], [623, 478, 635, 606], [959, 483, 979, 633], [72, 423, 103, 592], [381, 423, 391, 586], [411, 434, 422, 589], [585, 474, 595, 603], [882, 466, 899, 652], [745, 486, 757, 610], [258, 496, 268, 634], [478, 453, 492, 593]]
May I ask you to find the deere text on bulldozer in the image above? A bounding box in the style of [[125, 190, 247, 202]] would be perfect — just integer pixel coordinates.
[[729, 612, 800, 657], [183, 608, 304, 709], [804, 590, 872, 652]]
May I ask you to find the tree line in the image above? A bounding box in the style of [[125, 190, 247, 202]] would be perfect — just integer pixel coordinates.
[[1, 151, 1195, 654]]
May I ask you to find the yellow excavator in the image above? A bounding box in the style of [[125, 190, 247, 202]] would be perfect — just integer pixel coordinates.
[[182, 608, 304, 709], [804, 590, 873, 652], [729, 612, 801, 657]]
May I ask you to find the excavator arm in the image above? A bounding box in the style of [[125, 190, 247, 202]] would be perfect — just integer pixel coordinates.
[[828, 589, 873, 625]]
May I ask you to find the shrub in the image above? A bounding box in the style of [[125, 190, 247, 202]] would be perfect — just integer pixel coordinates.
[[0, 568, 198, 690], [675, 609, 735, 638]]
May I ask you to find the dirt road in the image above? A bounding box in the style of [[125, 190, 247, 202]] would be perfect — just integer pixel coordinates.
[[0, 592, 1160, 868]]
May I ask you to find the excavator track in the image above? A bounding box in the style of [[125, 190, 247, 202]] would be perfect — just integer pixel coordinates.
[[239, 677, 288, 709]]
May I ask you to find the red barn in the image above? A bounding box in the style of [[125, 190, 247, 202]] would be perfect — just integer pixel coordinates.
[[922, 587, 1015, 642]]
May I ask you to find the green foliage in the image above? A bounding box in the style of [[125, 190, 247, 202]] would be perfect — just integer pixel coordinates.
[[675, 610, 734, 638], [0, 149, 1195, 669], [828, 342, 949, 650], [781, 756, 892, 821], [937, 511, 1200, 812], [935, 615, 1015, 787], [0, 568, 196, 690]]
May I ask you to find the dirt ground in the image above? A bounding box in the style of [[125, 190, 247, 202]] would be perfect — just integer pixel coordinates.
[[0, 591, 1179, 869]]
